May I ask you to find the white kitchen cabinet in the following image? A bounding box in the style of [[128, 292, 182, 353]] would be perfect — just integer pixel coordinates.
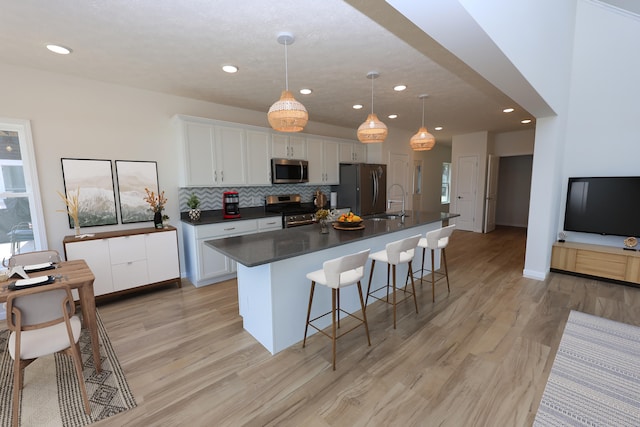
[[176, 116, 247, 186], [245, 130, 272, 185], [339, 141, 367, 163], [307, 138, 339, 185], [214, 125, 246, 185], [272, 134, 306, 159], [182, 217, 283, 287], [63, 227, 180, 297]]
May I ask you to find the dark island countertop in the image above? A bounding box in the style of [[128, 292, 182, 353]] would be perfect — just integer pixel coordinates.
[[205, 211, 458, 267], [180, 207, 281, 225]]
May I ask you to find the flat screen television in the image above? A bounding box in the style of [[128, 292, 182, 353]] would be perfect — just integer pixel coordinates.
[[564, 176, 640, 237]]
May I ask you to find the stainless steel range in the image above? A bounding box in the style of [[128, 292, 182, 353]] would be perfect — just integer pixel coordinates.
[[265, 194, 317, 228]]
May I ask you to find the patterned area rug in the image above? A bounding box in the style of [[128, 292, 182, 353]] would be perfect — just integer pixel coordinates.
[[534, 310, 640, 426], [0, 310, 136, 426]]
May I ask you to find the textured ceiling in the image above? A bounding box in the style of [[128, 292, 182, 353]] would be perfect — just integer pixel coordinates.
[[0, 0, 540, 144]]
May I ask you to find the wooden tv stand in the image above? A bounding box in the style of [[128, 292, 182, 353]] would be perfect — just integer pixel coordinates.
[[551, 241, 640, 285]]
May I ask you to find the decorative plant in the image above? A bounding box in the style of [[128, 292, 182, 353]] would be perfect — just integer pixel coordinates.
[[144, 187, 167, 213], [315, 209, 330, 221], [162, 214, 170, 222], [57, 187, 81, 229], [187, 193, 200, 210]]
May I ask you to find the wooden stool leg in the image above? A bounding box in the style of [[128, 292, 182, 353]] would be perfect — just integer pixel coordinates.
[[365, 260, 376, 308], [431, 249, 436, 303], [420, 247, 426, 285], [303, 281, 316, 348], [12, 362, 21, 427], [331, 288, 337, 370], [392, 264, 397, 329], [357, 281, 371, 346], [442, 248, 450, 293], [408, 261, 418, 313], [337, 288, 341, 329]]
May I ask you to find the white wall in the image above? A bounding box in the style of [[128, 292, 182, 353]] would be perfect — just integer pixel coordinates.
[[493, 129, 535, 157], [557, 0, 640, 247]]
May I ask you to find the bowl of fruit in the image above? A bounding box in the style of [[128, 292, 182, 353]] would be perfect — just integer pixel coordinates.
[[335, 212, 363, 227]]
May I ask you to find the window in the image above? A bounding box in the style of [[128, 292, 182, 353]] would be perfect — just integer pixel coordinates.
[[0, 119, 46, 261], [441, 162, 451, 204]]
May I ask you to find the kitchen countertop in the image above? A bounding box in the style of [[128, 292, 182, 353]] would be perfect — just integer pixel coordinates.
[[180, 207, 281, 225], [206, 210, 458, 267]]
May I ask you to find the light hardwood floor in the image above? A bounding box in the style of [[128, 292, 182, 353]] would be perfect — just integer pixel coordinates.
[[94, 226, 640, 426]]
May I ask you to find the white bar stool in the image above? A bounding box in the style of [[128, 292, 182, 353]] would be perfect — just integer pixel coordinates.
[[365, 234, 421, 329], [412, 225, 455, 302], [303, 249, 371, 370]]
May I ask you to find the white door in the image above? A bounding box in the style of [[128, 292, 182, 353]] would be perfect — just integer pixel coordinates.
[[484, 155, 500, 233], [454, 155, 477, 231], [388, 152, 410, 211]]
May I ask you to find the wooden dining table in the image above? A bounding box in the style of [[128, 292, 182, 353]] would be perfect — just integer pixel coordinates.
[[1, 259, 102, 372]]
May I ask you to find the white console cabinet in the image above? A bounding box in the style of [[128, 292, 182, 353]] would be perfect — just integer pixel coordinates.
[[63, 226, 180, 297]]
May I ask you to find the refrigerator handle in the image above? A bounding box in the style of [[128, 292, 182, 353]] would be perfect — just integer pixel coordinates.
[[372, 169, 378, 207], [299, 161, 303, 183]]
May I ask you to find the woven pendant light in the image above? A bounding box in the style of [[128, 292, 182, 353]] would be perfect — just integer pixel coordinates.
[[357, 71, 387, 143], [268, 32, 308, 133], [410, 94, 436, 151]]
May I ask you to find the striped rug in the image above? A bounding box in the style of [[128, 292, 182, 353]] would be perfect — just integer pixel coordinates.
[[534, 310, 640, 426], [0, 310, 136, 426]]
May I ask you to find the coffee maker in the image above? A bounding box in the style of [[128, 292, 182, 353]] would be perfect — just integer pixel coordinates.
[[223, 191, 240, 219]]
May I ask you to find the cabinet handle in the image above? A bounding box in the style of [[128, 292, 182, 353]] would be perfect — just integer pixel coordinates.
[[224, 227, 236, 231], [214, 170, 217, 182], [221, 171, 224, 182], [266, 221, 277, 225]]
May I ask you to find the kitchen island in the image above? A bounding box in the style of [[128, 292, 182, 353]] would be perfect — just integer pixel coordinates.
[[206, 211, 457, 354]]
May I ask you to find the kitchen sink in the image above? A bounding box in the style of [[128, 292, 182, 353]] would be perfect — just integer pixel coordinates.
[[366, 213, 410, 221]]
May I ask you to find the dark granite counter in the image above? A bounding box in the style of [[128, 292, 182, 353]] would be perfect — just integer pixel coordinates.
[[180, 207, 281, 225], [205, 211, 457, 267]]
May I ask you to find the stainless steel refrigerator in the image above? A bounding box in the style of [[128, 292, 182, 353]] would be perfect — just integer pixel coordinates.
[[336, 163, 387, 216]]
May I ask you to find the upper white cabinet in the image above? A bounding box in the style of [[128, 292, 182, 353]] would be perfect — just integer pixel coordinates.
[[245, 130, 272, 185], [214, 126, 246, 186], [177, 116, 247, 187], [307, 138, 339, 185], [272, 134, 307, 159], [339, 142, 367, 163]]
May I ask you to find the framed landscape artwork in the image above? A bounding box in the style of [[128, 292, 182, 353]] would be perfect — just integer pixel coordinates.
[[115, 160, 159, 224], [61, 158, 118, 228]]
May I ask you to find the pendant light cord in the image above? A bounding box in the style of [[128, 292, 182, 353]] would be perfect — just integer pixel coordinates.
[[284, 40, 289, 91], [370, 76, 374, 114], [421, 97, 425, 127]]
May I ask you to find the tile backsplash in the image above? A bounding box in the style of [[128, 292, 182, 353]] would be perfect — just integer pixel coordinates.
[[178, 184, 333, 211]]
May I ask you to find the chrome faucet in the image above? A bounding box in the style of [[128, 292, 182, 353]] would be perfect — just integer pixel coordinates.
[[387, 183, 406, 223]]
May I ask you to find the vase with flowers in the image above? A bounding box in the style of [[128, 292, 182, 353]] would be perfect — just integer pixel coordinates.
[[144, 187, 167, 229], [316, 208, 330, 234], [57, 187, 81, 236]]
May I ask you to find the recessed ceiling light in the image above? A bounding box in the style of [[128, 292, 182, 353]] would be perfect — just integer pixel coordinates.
[[222, 65, 239, 73], [503, 107, 515, 113], [299, 88, 312, 95], [388, 114, 398, 119], [352, 104, 363, 110], [521, 119, 532, 124], [434, 127, 443, 131], [46, 44, 72, 55], [393, 85, 407, 91]]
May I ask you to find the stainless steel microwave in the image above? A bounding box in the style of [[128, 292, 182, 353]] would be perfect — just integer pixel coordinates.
[[271, 158, 309, 184]]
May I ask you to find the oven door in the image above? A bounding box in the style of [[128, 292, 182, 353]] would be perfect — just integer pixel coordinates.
[[272, 158, 309, 184]]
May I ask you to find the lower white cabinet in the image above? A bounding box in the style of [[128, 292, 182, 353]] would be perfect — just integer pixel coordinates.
[[63, 226, 180, 297], [182, 217, 282, 287]]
